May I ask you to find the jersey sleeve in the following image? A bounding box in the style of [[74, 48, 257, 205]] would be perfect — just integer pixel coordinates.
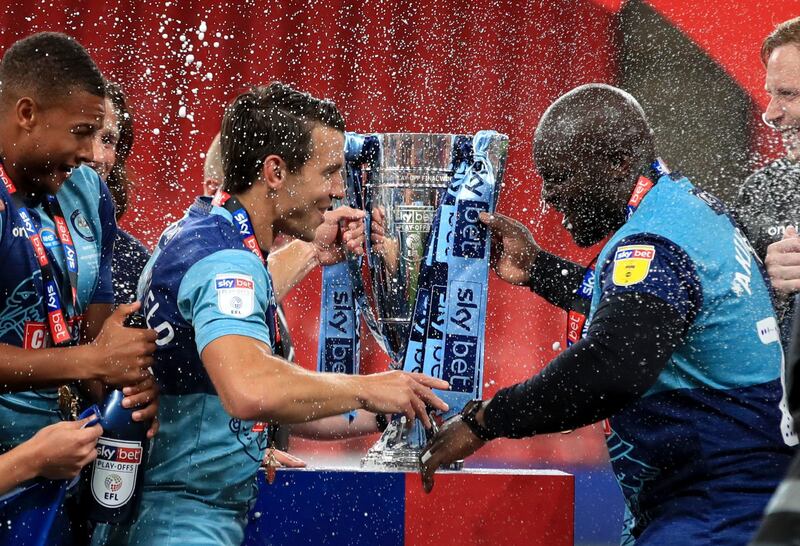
[[597, 233, 702, 327], [90, 181, 118, 304], [177, 248, 274, 355]]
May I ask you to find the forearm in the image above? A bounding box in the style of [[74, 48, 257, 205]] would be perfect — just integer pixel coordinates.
[[527, 251, 586, 310], [290, 410, 380, 440], [267, 240, 319, 303], [205, 337, 364, 424], [0, 442, 38, 495], [0, 344, 99, 393], [241, 363, 364, 424], [483, 294, 684, 438]]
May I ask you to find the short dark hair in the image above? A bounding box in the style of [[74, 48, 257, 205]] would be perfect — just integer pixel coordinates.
[[0, 32, 104, 105], [105, 81, 135, 219], [220, 82, 345, 194], [761, 17, 800, 65]]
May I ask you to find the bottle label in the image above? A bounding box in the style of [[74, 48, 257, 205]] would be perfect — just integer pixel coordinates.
[[90, 436, 142, 509]]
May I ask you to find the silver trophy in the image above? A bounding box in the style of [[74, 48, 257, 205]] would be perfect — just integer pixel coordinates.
[[345, 133, 508, 470]]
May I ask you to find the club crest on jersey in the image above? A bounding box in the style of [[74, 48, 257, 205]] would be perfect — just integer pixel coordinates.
[[70, 210, 95, 242], [612, 245, 655, 287], [215, 273, 255, 317]]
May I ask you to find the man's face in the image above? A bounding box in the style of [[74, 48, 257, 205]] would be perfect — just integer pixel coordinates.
[[90, 98, 119, 181], [765, 43, 800, 161], [273, 125, 345, 241], [21, 89, 105, 194], [535, 136, 629, 247]]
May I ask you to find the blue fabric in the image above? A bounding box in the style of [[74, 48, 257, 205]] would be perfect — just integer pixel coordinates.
[[589, 174, 797, 543], [597, 233, 702, 328], [112, 229, 150, 305], [317, 132, 364, 378], [0, 164, 116, 449], [97, 489, 247, 546], [111, 197, 275, 544], [0, 166, 115, 545], [399, 131, 499, 448]]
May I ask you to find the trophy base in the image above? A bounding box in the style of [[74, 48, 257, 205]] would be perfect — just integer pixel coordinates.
[[360, 417, 463, 472]]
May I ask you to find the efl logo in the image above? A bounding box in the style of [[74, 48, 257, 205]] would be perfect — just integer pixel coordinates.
[[215, 273, 256, 317], [612, 244, 656, 287], [97, 444, 142, 464]]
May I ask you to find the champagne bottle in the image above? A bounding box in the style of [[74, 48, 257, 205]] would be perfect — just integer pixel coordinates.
[[86, 312, 150, 524]]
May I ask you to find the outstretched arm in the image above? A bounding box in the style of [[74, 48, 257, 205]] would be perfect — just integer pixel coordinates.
[[202, 334, 448, 426]]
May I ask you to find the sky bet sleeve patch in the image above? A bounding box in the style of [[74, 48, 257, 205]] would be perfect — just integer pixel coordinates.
[[599, 234, 702, 326], [215, 273, 255, 318], [612, 244, 656, 286]]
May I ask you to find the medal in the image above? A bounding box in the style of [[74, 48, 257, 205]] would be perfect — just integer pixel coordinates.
[[264, 443, 278, 485], [58, 384, 79, 420]]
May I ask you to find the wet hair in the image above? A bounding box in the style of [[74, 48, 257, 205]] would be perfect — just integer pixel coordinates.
[[0, 32, 104, 106], [220, 82, 345, 194], [762, 17, 800, 65], [105, 81, 135, 219]]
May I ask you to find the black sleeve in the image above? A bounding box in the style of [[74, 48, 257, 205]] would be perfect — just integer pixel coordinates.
[[733, 172, 771, 261], [526, 250, 585, 310], [482, 292, 688, 439]]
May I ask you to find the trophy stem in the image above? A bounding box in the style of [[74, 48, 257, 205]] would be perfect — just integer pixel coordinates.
[[360, 417, 463, 472]]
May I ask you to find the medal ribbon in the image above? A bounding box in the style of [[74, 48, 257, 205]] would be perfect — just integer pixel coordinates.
[[399, 130, 500, 448], [212, 190, 279, 433], [0, 163, 79, 346], [316, 134, 378, 423]]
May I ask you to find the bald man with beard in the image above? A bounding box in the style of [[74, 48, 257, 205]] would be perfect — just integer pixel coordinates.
[[421, 84, 797, 545]]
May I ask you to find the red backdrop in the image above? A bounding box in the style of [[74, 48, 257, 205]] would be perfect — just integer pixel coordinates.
[[0, 0, 793, 465]]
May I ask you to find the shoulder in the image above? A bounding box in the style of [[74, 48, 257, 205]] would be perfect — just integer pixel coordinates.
[[744, 158, 800, 189], [178, 248, 272, 320], [600, 233, 695, 281], [181, 248, 268, 291], [116, 228, 150, 255]]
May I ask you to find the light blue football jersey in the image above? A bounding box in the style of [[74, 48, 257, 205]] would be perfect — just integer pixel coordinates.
[[589, 173, 796, 543], [0, 164, 115, 450], [117, 196, 277, 544]]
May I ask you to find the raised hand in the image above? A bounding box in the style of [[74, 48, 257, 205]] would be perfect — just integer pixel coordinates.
[[479, 212, 540, 285], [314, 207, 366, 265], [765, 226, 800, 296]]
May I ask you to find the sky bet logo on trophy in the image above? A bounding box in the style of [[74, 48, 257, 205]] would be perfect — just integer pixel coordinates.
[[318, 131, 508, 469]]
